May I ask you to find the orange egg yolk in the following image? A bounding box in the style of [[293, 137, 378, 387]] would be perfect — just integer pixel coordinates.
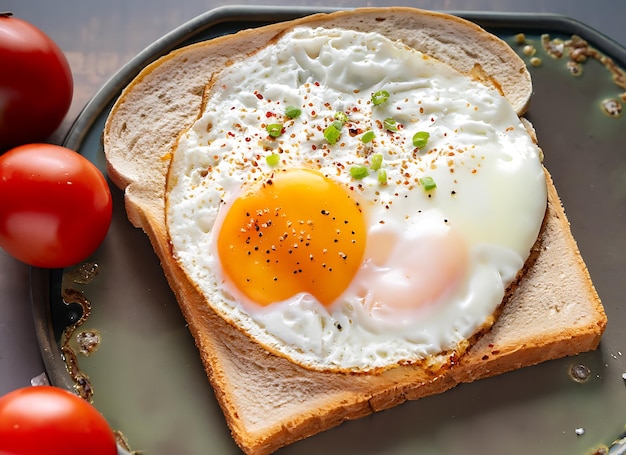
[[217, 168, 367, 307]]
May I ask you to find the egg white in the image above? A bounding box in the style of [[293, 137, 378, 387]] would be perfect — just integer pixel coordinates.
[[166, 27, 547, 372]]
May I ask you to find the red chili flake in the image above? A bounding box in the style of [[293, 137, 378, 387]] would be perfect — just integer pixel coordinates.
[[314, 81, 320, 86], [245, 137, 251, 142], [265, 112, 275, 118]]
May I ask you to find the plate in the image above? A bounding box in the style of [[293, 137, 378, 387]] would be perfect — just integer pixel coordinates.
[[31, 6, 626, 454]]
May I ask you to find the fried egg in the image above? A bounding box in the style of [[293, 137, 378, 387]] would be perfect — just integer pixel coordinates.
[[165, 27, 547, 372]]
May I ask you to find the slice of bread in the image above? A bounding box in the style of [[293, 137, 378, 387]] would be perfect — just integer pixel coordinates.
[[103, 7, 606, 454]]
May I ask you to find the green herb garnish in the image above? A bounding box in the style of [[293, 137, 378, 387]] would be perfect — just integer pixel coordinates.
[[285, 106, 302, 119], [419, 176, 437, 191], [371, 90, 390, 105], [377, 169, 387, 185], [265, 153, 280, 167], [412, 131, 430, 148], [334, 111, 349, 124], [350, 165, 369, 180], [361, 131, 375, 143], [383, 117, 399, 132], [370, 153, 383, 171], [324, 122, 342, 144], [266, 123, 283, 138]]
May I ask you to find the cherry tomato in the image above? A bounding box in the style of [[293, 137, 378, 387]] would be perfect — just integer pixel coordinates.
[[0, 13, 73, 152], [0, 386, 117, 455], [0, 144, 112, 268]]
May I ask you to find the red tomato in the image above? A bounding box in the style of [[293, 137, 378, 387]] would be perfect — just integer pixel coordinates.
[[0, 13, 73, 152], [0, 386, 117, 455], [0, 144, 112, 268]]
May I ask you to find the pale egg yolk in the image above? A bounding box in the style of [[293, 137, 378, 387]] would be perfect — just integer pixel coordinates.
[[217, 168, 367, 307], [361, 224, 469, 321]]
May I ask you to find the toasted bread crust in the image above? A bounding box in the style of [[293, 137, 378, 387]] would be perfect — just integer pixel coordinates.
[[103, 7, 605, 454]]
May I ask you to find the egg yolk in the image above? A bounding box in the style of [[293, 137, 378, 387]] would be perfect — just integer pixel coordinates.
[[217, 168, 367, 307], [361, 225, 470, 322]]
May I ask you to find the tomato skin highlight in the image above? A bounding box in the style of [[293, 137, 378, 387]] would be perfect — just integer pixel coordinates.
[[0, 386, 117, 455], [0, 14, 73, 151], [0, 144, 112, 268]]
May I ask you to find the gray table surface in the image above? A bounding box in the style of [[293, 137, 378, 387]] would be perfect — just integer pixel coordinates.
[[1, 0, 625, 397]]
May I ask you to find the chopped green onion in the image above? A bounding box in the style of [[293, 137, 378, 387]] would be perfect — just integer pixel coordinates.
[[285, 106, 302, 119], [265, 153, 280, 167], [412, 131, 430, 148], [334, 111, 349, 124], [370, 153, 383, 171], [419, 176, 437, 191], [371, 90, 390, 106], [377, 169, 387, 185], [383, 117, 399, 132], [361, 130, 375, 143], [350, 165, 369, 180], [266, 123, 283, 138], [324, 123, 342, 144]]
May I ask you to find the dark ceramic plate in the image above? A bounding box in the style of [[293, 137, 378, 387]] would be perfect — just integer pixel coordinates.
[[31, 6, 626, 454]]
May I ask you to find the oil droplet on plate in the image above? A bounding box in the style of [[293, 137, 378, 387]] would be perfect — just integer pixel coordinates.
[[66, 262, 100, 284], [569, 363, 591, 383], [76, 330, 101, 356], [601, 98, 623, 118]]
